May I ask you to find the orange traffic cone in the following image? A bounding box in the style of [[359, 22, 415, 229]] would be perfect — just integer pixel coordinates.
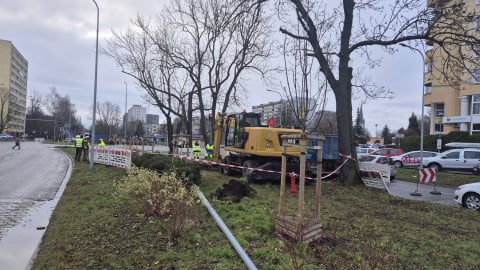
[[290, 172, 296, 194]]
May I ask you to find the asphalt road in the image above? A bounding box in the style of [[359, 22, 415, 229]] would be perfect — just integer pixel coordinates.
[[0, 141, 71, 270]]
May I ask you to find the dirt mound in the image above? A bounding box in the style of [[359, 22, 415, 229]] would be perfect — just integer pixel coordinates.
[[213, 179, 256, 203]]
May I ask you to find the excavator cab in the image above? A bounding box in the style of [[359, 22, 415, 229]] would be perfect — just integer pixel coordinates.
[[224, 112, 262, 149]]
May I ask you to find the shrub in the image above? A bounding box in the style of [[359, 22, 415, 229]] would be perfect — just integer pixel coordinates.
[[116, 166, 197, 241], [132, 153, 201, 185]]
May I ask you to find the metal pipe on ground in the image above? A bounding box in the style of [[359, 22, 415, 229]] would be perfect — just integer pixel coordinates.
[[196, 189, 258, 270]]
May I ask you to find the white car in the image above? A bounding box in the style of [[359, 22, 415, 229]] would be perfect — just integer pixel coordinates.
[[358, 154, 396, 180], [356, 147, 376, 158], [392, 151, 439, 168], [421, 148, 480, 172], [454, 182, 480, 210]]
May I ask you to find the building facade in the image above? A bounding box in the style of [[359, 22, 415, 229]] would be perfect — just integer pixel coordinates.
[[252, 99, 289, 127], [424, 0, 480, 135], [252, 97, 315, 128], [127, 105, 147, 123], [0, 39, 28, 135], [145, 113, 160, 136]]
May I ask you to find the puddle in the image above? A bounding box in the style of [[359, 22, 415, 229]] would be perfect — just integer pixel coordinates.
[[0, 152, 72, 270]]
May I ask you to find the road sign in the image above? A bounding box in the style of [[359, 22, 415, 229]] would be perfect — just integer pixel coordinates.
[[419, 168, 436, 183]]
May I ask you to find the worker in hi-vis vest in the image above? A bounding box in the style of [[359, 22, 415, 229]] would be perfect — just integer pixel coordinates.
[[205, 142, 214, 160], [75, 135, 83, 162], [193, 142, 201, 159]]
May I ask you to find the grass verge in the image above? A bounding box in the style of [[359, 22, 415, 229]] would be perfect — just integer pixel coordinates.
[[396, 167, 479, 187], [31, 150, 480, 269]]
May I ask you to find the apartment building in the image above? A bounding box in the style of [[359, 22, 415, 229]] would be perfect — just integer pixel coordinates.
[[424, 0, 480, 135], [0, 39, 28, 135], [127, 104, 147, 123], [252, 97, 315, 128]]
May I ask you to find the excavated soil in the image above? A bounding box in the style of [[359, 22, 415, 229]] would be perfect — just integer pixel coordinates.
[[213, 179, 256, 203]]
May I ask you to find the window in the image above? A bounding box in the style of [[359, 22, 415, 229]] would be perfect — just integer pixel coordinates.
[[444, 151, 460, 159], [376, 149, 388, 155], [474, 69, 480, 83], [424, 84, 432, 94], [473, 95, 480, 114], [435, 103, 444, 117], [434, 123, 444, 133], [472, 123, 480, 134], [425, 61, 432, 72], [464, 151, 480, 159], [474, 45, 480, 58]]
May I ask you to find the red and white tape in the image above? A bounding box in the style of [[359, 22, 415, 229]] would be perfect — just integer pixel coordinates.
[[169, 153, 352, 180]]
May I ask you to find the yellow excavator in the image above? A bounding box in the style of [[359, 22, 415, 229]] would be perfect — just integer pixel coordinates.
[[212, 111, 304, 182]]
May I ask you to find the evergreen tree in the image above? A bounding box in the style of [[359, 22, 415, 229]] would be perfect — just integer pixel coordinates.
[[407, 112, 420, 135], [382, 125, 392, 144]]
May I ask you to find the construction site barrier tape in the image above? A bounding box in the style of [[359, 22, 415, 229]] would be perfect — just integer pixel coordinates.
[[165, 152, 352, 181], [91, 146, 354, 181]]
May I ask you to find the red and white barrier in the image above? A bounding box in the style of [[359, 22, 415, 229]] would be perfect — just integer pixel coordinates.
[[359, 169, 390, 193], [93, 147, 132, 169], [419, 168, 436, 183]]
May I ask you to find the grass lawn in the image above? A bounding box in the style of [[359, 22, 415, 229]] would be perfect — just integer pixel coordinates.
[[31, 150, 480, 269], [396, 167, 480, 188]]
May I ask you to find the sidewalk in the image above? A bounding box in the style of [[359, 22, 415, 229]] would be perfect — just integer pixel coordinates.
[[387, 180, 458, 206]]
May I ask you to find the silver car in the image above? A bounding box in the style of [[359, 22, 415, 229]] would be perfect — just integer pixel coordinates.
[[422, 148, 480, 172]]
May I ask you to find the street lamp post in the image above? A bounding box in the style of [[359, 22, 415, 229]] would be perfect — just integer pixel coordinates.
[[124, 81, 128, 143], [400, 43, 425, 169], [266, 89, 284, 127], [90, 0, 99, 169]]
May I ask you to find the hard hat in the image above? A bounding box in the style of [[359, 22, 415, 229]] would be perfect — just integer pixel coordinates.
[[76, 135, 80, 138]]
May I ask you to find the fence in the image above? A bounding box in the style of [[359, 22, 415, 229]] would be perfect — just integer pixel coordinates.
[[93, 147, 132, 169]]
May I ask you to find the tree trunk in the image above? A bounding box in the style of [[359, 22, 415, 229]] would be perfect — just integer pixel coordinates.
[[335, 67, 360, 185], [166, 116, 174, 153]]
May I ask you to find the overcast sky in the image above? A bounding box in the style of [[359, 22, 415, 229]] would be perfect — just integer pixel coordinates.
[[0, 0, 425, 137]]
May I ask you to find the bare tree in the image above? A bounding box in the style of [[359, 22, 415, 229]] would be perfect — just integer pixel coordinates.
[[105, 0, 274, 146], [27, 91, 44, 117], [272, 0, 480, 184], [105, 15, 190, 152], [45, 87, 78, 140], [150, 0, 275, 143], [96, 101, 121, 136]]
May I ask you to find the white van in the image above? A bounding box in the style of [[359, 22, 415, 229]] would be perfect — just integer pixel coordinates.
[[421, 148, 480, 172]]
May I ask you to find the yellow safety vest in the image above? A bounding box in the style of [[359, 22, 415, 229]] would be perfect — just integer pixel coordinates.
[[205, 143, 214, 154], [75, 138, 83, 148], [98, 139, 106, 147], [193, 144, 201, 152]]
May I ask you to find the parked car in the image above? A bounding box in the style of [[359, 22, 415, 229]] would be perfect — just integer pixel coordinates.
[[356, 147, 376, 158], [369, 148, 404, 157], [0, 134, 14, 141], [391, 151, 439, 168], [454, 182, 480, 210], [358, 154, 396, 180], [63, 137, 75, 142], [421, 148, 480, 172], [358, 143, 371, 148]]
